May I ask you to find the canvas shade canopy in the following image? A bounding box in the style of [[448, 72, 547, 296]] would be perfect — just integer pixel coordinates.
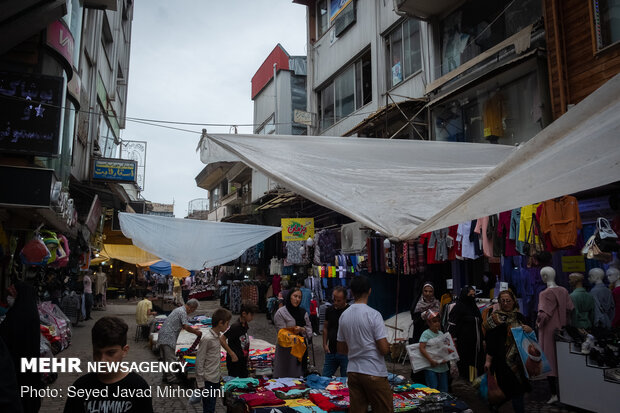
[[200, 73, 620, 240], [99, 244, 160, 265], [200, 134, 515, 241], [118, 212, 281, 270], [138, 260, 190, 278], [412, 72, 620, 237]]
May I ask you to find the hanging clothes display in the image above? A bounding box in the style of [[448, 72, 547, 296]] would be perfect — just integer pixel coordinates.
[[516, 203, 541, 254], [457, 222, 478, 259], [474, 216, 493, 257], [429, 228, 450, 262], [499, 210, 519, 256], [539, 196, 582, 249], [285, 241, 305, 265]]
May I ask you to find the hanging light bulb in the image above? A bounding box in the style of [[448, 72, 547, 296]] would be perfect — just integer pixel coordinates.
[[383, 238, 391, 248], [306, 237, 314, 247]]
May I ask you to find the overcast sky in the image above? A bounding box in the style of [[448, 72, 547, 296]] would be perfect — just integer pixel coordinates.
[[121, 1, 307, 217]]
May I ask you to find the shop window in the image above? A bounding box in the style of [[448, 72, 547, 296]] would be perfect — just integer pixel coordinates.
[[440, 0, 541, 75], [432, 69, 544, 146], [318, 50, 371, 130], [593, 0, 620, 50], [386, 19, 422, 89]]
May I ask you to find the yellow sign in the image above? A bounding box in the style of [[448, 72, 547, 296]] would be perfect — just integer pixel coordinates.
[[561, 256, 585, 273], [281, 218, 314, 242]]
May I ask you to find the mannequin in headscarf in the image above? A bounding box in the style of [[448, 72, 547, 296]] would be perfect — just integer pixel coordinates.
[[448, 286, 484, 381], [483, 290, 532, 413], [0, 281, 41, 412], [411, 282, 440, 343], [273, 288, 312, 378]]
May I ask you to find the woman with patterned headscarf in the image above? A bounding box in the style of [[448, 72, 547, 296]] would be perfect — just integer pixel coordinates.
[[410, 282, 440, 344], [483, 290, 532, 413]]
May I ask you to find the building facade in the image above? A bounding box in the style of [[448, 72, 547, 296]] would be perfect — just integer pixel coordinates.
[[0, 0, 137, 292]]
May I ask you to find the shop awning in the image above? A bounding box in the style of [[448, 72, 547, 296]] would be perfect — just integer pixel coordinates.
[[138, 260, 190, 278], [199, 133, 515, 241], [101, 244, 160, 265], [411, 73, 620, 237], [118, 213, 281, 270], [199, 74, 620, 241]]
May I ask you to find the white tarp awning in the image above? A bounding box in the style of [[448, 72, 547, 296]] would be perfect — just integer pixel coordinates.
[[118, 213, 281, 270], [413, 73, 620, 237], [200, 74, 620, 241], [200, 135, 515, 241]]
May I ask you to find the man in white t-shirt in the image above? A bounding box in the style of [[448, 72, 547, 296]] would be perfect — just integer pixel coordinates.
[[337, 276, 392, 413]]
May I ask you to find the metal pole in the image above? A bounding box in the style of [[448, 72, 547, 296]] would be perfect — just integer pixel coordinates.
[[273, 63, 278, 134]]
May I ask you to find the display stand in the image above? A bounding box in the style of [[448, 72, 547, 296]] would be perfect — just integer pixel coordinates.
[[556, 340, 620, 413]]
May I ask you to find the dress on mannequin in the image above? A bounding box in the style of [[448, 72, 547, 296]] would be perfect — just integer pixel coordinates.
[[537, 267, 574, 378]]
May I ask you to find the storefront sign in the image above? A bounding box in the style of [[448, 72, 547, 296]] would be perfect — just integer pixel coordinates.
[[330, 0, 353, 21], [0, 72, 64, 156], [281, 218, 315, 242], [561, 255, 586, 273], [46, 20, 74, 73], [85, 195, 102, 233], [92, 158, 137, 182]]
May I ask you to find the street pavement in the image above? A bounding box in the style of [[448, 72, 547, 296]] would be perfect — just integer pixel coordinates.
[[39, 298, 591, 413]]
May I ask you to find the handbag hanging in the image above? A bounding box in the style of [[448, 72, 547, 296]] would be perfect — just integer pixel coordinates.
[[523, 213, 544, 257]]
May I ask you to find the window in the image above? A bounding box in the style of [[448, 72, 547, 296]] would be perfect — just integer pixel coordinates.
[[316, 0, 356, 40], [101, 13, 114, 66], [318, 50, 371, 130], [98, 113, 116, 158], [593, 0, 620, 49], [257, 116, 275, 134], [386, 19, 421, 88], [317, 0, 329, 38]]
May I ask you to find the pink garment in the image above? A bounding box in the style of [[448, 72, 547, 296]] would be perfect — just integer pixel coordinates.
[[474, 216, 493, 257], [537, 287, 574, 376], [612, 286, 620, 328], [83, 275, 92, 294]]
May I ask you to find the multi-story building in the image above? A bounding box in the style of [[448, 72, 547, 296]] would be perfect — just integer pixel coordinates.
[[294, 0, 433, 139], [543, 0, 620, 120], [294, 0, 550, 144], [195, 45, 309, 224], [0, 0, 137, 290]]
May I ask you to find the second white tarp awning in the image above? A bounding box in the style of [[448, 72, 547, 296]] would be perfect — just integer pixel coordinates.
[[200, 134, 515, 241], [118, 213, 281, 270]]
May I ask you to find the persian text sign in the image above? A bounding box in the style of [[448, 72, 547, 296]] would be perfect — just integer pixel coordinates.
[[281, 218, 314, 242], [561, 255, 585, 273], [93, 158, 137, 182], [0, 72, 63, 155]]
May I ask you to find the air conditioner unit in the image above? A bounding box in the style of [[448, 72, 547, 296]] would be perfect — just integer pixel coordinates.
[[341, 222, 370, 253]]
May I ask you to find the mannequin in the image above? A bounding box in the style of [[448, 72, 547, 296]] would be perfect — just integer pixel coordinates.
[[588, 268, 615, 329], [568, 273, 594, 329], [94, 266, 107, 309], [607, 268, 620, 327], [537, 267, 574, 404]]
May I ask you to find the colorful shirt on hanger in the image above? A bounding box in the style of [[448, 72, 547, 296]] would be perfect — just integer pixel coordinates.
[[539, 196, 582, 249], [516, 203, 541, 254], [474, 216, 494, 257], [457, 222, 478, 259], [499, 210, 519, 256]]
